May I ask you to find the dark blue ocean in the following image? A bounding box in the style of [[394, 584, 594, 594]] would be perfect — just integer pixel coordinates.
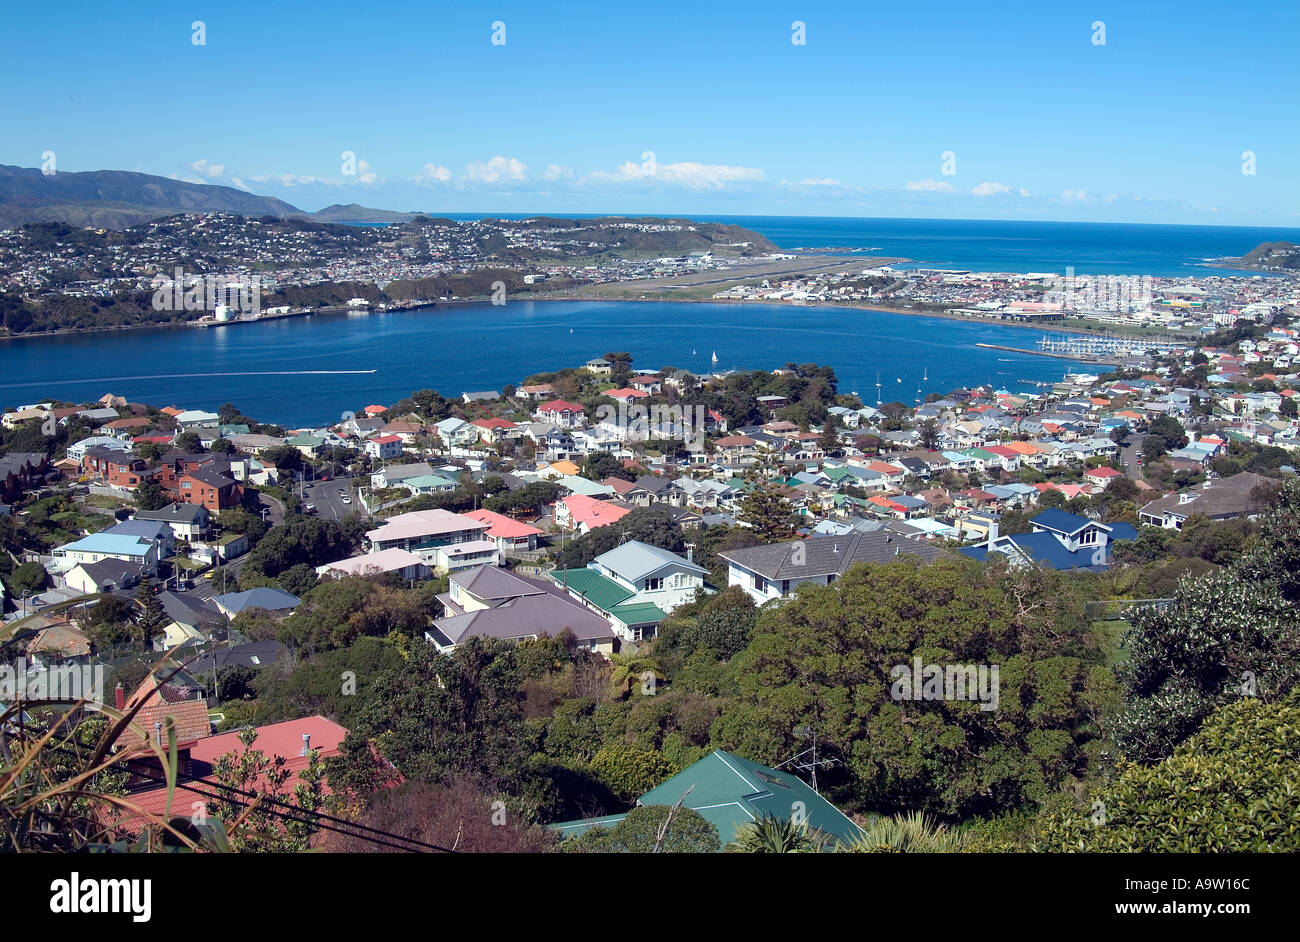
[[448, 214, 1300, 278]]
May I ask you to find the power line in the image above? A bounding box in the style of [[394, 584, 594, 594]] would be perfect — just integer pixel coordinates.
[[23, 736, 458, 854]]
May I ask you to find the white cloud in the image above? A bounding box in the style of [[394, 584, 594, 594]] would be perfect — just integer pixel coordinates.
[[1019, 188, 1031, 197], [971, 181, 1011, 196], [543, 163, 574, 180], [906, 178, 953, 192], [1061, 189, 1088, 202], [188, 158, 225, 180], [356, 159, 377, 185], [796, 177, 841, 186], [250, 173, 328, 187], [465, 156, 528, 184], [421, 163, 452, 182], [583, 160, 763, 189]]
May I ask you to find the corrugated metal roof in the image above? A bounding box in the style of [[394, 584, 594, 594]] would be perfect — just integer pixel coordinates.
[[550, 568, 633, 610]]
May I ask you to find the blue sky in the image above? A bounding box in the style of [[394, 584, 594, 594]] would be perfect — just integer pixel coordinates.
[[2, 0, 1296, 224]]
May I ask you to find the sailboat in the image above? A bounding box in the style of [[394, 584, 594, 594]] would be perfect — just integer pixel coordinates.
[[692, 349, 696, 356], [711, 351, 718, 364]]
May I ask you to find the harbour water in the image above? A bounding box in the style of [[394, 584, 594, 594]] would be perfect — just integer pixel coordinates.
[[0, 300, 1101, 427]]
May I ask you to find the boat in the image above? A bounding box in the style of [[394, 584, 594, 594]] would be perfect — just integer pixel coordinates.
[[711, 351, 718, 364]]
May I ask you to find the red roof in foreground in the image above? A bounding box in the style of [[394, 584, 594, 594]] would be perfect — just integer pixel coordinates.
[[537, 399, 585, 414], [464, 508, 542, 539], [113, 716, 348, 824]]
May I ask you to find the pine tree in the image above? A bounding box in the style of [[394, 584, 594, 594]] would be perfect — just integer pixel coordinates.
[[134, 576, 167, 652]]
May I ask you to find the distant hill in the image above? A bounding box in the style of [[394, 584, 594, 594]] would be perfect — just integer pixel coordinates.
[[1230, 241, 1300, 271], [482, 215, 781, 258], [0, 165, 301, 230], [298, 203, 418, 224]]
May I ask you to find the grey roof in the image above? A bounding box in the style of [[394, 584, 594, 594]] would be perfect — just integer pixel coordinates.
[[158, 591, 222, 629], [104, 519, 172, 541], [635, 475, 675, 495], [186, 640, 288, 674], [377, 461, 436, 482], [1140, 471, 1273, 520], [720, 531, 947, 580], [431, 575, 614, 646], [451, 565, 544, 602], [186, 466, 236, 488], [213, 587, 301, 615], [134, 503, 208, 524], [74, 557, 143, 589], [593, 540, 707, 582]]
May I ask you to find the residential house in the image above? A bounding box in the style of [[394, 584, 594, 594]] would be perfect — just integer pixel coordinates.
[[428, 565, 616, 654], [316, 548, 431, 582], [555, 494, 632, 533], [550, 750, 862, 850], [1138, 471, 1275, 529], [721, 532, 947, 604], [365, 508, 500, 572], [364, 435, 405, 460], [959, 509, 1137, 571], [213, 587, 301, 620], [535, 400, 586, 428], [133, 503, 211, 541], [463, 508, 543, 553]]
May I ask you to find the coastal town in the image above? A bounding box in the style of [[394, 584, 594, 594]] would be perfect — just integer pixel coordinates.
[[3, 288, 1297, 852]]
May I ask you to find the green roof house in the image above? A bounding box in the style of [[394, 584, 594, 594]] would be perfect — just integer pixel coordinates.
[[550, 749, 863, 850]]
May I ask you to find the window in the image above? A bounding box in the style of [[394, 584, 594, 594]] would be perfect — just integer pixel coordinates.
[[645, 577, 663, 591]]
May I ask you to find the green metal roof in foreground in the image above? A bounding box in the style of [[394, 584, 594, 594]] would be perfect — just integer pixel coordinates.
[[549, 749, 863, 850], [549, 568, 633, 611], [609, 602, 668, 627]]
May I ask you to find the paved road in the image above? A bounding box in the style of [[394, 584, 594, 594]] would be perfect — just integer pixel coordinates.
[[1117, 434, 1147, 482], [300, 478, 365, 521]]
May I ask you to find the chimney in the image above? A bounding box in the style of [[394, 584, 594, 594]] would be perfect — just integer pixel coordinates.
[[153, 721, 163, 747], [300, 733, 311, 756], [987, 518, 999, 543], [686, 547, 694, 564], [114, 683, 125, 711]]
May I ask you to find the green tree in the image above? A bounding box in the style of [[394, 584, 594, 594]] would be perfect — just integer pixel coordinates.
[[9, 560, 48, 595], [566, 804, 720, 853], [133, 577, 167, 652], [739, 482, 796, 541], [133, 479, 169, 512], [344, 637, 527, 793], [210, 727, 326, 852], [172, 431, 203, 454], [588, 743, 675, 800], [728, 813, 825, 853], [712, 558, 1116, 820], [917, 417, 941, 451], [1037, 696, 1300, 851], [679, 585, 757, 659], [1115, 570, 1300, 763]]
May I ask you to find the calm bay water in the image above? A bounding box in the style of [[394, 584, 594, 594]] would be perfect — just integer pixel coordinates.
[[0, 301, 1098, 428]]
